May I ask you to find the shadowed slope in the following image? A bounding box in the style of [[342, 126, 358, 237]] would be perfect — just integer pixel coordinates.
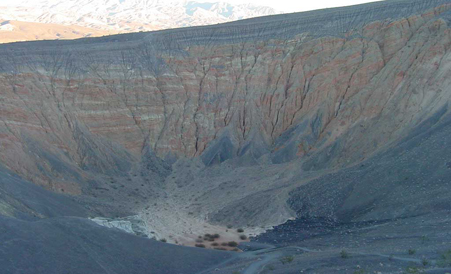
[[0, 216, 232, 274]]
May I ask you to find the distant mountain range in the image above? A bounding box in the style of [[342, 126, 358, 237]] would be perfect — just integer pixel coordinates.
[[0, 0, 278, 43]]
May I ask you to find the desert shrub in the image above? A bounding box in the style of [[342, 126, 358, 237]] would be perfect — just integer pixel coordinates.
[[203, 233, 218, 242], [421, 258, 429, 266], [237, 228, 244, 233], [408, 249, 416, 255], [213, 233, 220, 239], [211, 242, 219, 246], [160, 238, 167, 243], [437, 250, 451, 267], [221, 242, 228, 246], [239, 235, 247, 240], [195, 244, 206, 248], [404, 265, 424, 274], [340, 250, 349, 259], [280, 256, 294, 264], [228, 241, 238, 247], [195, 239, 203, 243], [421, 235, 429, 244]]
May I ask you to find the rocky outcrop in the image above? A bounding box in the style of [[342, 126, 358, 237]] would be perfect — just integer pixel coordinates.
[[91, 215, 150, 238]]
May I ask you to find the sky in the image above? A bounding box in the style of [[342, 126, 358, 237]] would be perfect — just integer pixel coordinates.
[[226, 0, 384, 13]]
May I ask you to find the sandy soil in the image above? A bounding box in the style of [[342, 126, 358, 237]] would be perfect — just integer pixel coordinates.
[[138, 193, 267, 251]]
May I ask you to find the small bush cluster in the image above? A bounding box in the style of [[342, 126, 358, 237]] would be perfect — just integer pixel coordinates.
[[203, 233, 221, 242], [280, 256, 294, 264], [420, 235, 429, 244], [404, 265, 424, 274], [228, 241, 238, 247], [340, 250, 349, 259], [437, 250, 451, 267], [421, 258, 429, 266], [195, 243, 206, 248], [237, 228, 244, 233]]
